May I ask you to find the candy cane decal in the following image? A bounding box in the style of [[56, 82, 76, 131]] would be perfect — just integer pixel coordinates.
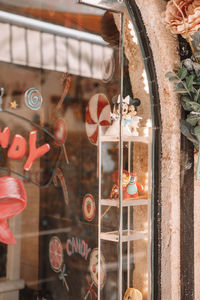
[[0, 176, 27, 244], [53, 168, 69, 205]]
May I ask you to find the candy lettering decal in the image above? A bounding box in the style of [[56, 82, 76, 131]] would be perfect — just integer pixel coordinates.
[[0, 127, 50, 171], [65, 237, 91, 260]]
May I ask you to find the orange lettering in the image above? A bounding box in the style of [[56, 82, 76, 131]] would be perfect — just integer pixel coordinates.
[[8, 135, 26, 160], [0, 127, 9, 148], [24, 131, 50, 171]]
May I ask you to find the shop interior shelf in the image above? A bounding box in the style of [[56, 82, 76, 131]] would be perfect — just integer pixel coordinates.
[[100, 135, 150, 143], [100, 198, 149, 207], [100, 230, 148, 242]]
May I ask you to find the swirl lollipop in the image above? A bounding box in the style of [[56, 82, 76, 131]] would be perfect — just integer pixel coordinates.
[[25, 88, 43, 111], [86, 93, 111, 145]]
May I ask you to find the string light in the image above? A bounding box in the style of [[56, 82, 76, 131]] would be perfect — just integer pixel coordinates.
[[143, 273, 148, 294], [142, 69, 149, 94], [128, 21, 138, 45], [144, 172, 148, 192], [144, 119, 152, 136]]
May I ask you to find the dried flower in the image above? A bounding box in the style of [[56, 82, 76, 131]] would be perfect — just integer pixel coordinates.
[[162, 0, 200, 38]]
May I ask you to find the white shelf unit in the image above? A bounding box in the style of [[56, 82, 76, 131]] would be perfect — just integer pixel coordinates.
[[98, 129, 152, 300], [100, 230, 148, 242]]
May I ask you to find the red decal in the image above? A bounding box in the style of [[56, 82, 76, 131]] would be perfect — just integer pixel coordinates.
[[0, 177, 27, 244], [8, 134, 26, 160], [53, 168, 69, 205], [24, 131, 50, 171], [0, 127, 9, 148]]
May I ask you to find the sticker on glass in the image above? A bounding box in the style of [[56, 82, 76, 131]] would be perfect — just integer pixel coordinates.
[[89, 248, 106, 289], [25, 88, 43, 111], [49, 236, 69, 291], [82, 194, 96, 222], [85, 93, 111, 145]]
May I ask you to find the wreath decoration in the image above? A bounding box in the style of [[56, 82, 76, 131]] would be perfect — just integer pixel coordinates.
[[162, 0, 200, 179]]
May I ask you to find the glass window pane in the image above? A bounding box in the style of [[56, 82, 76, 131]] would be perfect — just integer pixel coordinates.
[[0, 1, 152, 300]]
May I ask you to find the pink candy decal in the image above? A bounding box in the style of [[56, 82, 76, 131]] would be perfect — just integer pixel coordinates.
[[0, 127, 50, 171], [85, 93, 111, 145], [0, 177, 27, 244], [53, 168, 69, 205], [65, 237, 91, 260]]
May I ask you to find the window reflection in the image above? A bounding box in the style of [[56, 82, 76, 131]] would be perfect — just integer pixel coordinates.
[[0, 2, 152, 300]]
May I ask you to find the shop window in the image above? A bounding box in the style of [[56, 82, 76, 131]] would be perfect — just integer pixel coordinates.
[[0, 1, 161, 300]]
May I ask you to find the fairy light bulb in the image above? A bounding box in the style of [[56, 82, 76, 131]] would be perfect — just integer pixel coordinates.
[[144, 127, 149, 137], [128, 21, 138, 45], [143, 222, 148, 230], [144, 172, 148, 191], [141, 272, 148, 296], [142, 69, 149, 94], [144, 119, 152, 136], [147, 119, 151, 129]]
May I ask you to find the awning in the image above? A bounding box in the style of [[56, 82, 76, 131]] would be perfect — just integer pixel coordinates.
[[0, 10, 114, 80]]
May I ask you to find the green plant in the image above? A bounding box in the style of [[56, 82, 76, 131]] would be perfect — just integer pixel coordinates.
[[166, 58, 200, 149], [166, 58, 200, 178]]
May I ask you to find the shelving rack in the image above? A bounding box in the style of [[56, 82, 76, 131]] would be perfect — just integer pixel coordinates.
[[98, 127, 152, 300]]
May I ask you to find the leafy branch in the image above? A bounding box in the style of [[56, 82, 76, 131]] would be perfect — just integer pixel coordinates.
[[166, 58, 200, 150]]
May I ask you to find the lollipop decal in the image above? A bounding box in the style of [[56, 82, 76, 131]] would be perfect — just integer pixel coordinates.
[[0, 176, 27, 244], [83, 274, 97, 300], [54, 119, 69, 164], [89, 248, 106, 290], [82, 194, 96, 222], [25, 88, 43, 111], [49, 236, 69, 292], [53, 74, 71, 164], [86, 93, 111, 145]]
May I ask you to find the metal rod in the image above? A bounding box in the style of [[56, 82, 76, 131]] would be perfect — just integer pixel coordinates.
[[147, 139, 152, 299], [118, 12, 124, 300], [98, 127, 102, 299], [0, 10, 107, 45], [127, 141, 131, 288]]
